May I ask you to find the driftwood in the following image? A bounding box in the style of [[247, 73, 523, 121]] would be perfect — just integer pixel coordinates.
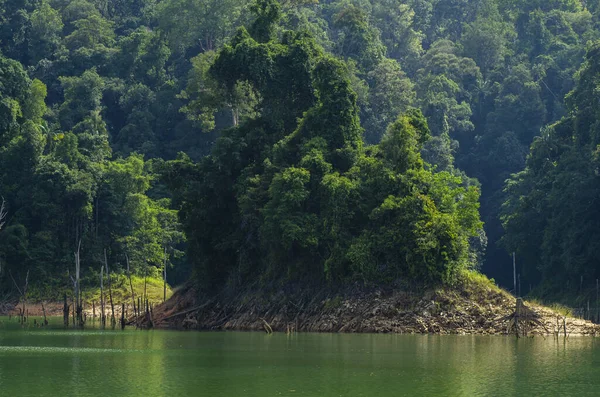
[[260, 318, 273, 334], [159, 300, 216, 322]]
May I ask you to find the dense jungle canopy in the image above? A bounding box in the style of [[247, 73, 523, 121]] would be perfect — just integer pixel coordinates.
[[0, 0, 599, 300]]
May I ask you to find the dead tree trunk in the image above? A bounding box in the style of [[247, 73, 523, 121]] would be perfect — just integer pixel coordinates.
[[109, 272, 115, 328], [63, 294, 69, 327], [9, 269, 28, 324], [126, 254, 136, 318], [145, 298, 153, 328], [41, 301, 48, 326], [95, 197, 99, 239], [22, 270, 28, 324], [121, 303, 126, 330], [499, 297, 548, 337], [73, 240, 83, 327], [163, 247, 167, 303], [100, 265, 105, 328], [104, 249, 115, 328], [143, 265, 148, 309], [515, 298, 522, 337], [0, 196, 6, 231]]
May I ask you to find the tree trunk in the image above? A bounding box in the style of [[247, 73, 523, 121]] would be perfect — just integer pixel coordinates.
[[22, 270, 28, 324], [0, 196, 6, 231], [41, 301, 48, 326], [105, 249, 115, 328], [143, 266, 147, 302], [74, 240, 83, 327], [126, 254, 136, 319], [63, 294, 69, 327], [100, 265, 105, 328], [9, 270, 28, 325], [95, 197, 99, 239], [109, 273, 115, 328], [121, 303, 126, 330], [163, 247, 167, 303]]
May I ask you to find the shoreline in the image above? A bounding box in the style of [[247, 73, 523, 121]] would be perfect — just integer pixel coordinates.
[[6, 277, 599, 337], [143, 277, 600, 336], [0, 301, 135, 320]]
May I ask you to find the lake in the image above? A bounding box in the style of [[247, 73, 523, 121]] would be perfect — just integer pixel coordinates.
[[0, 318, 598, 396]]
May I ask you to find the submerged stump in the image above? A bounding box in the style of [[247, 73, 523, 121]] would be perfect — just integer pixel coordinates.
[[500, 298, 547, 337]]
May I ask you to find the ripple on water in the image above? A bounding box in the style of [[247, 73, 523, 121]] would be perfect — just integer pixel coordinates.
[[0, 345, 150, 354]]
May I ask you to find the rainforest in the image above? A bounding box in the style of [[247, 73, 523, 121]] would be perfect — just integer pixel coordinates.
[[1, 0, 600, 313]]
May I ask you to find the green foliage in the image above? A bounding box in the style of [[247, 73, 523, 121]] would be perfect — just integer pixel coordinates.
[[331, 3, 386, 70], [363, 58, 415, 143], [156, 0, 249, 52], [30, 274, 174, 304], [502, 42, 600, 293], [0, 55, 184, 292], [29, 1, 65, 64], [0, 0, 597, 299], [163, 7, 484, 290]]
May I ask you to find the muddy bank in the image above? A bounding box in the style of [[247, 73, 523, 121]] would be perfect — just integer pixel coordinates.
[[0, 301, 132, 319], [147, 277, 600, 336], [0, 301, 64, 317]]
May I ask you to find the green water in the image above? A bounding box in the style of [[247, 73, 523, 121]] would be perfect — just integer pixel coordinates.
[[0, 319, 598, 396]]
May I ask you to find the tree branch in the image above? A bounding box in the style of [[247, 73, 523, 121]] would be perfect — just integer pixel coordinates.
[[8, 270, 23, 297], [0, 196, 7, 231]]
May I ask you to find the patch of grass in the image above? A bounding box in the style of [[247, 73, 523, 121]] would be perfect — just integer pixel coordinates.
[[458, 270, 505, 294], [548, 303, 573, 317], [458, 272, 575, 318], [525, 298, 573, 317], [525, 297, 542, 306], [81, 274, 173, 306], [324, 295, 342, 310]]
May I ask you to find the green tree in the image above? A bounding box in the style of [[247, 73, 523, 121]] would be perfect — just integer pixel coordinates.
[[156, 0, 249, 52], [331, 3, 386, 71], [29, 1, 65, 64], [502, 42, 600, 293]]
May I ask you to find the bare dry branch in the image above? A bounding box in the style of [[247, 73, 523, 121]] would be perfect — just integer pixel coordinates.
[[0, 197, 7, 231], [8, 270, 23, 297]]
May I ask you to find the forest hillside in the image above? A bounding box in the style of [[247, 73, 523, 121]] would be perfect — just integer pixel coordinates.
[[0, 0, 599, 305]]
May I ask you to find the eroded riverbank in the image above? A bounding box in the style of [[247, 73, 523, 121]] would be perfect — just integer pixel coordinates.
[[146, 274, 600, 336]]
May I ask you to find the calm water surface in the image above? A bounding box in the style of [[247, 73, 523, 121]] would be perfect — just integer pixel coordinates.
[[0, 318, 598, 396]]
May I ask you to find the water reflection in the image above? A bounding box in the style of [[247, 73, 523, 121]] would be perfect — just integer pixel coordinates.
[[0, 319, 597, 396]]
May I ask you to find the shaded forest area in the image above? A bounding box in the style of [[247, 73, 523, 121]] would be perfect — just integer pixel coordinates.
[[0, 0, 599, 303]]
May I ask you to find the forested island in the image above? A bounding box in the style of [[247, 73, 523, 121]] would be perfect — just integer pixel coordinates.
[[1, 0, 600, 333]]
